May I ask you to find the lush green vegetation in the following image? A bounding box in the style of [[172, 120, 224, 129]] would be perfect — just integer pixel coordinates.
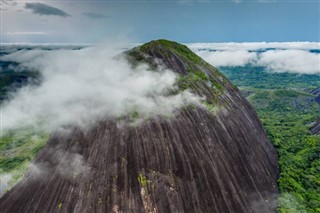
[[250, 90, 319, 212], [140, 39, 205, 65], [0, 61, 46, 192], [128, 39, 226, 109], [219, 65, 320, 90], [128, 39, 224, 82], [220, 65, 320, 213], [0, 129, 49, 192]]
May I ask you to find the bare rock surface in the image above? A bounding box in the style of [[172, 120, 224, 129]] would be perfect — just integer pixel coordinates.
[[0, 40, 279, 213], [310, 87, 320, 104]]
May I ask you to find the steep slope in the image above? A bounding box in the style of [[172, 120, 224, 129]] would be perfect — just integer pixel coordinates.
[[309, 88, 320, 134], [310, 87, 320, 96], [0, 40, 279, 213], [310, 119, 320, 135], [310, 87, 320, 104]]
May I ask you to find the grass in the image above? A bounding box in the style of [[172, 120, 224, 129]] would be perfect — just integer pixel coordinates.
[[127, 39, 228, 113], [0, 128, 49, 190], [138, 172, 151, 189]]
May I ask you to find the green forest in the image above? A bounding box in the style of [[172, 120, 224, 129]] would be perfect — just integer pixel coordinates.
[[220, 66, 320, 213]]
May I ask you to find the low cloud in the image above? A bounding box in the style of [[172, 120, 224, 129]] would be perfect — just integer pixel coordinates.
[[0, 0, 16, 6], [0, 45, 199, 132], [196, 50, 257, 67], [189, 42, 320, 74], [278, 193, 307, 212], [0, 173, 12, 197], [25, 3, 70, 17], [249, 192, 277, 213], [82, 12, 109, 19], [259, 49, 320, 74], [188, 42, 320, 51], [0, 150, 90, 197], [29, 151, 90, 180]]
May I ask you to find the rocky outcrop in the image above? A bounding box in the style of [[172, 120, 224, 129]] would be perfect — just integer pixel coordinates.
[[0, 40, 279, 213], [310, 87, 320, 104], [309, 88, 319, 135], [310, 119, 320, 135]]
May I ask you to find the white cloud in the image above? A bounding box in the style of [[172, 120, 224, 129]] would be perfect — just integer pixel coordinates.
[[188, 42, 320, 74], [188, 42, 320, 51], [259, 49, 320, 74], [196, 50, 257, 67], [0, 45, 200, 132]]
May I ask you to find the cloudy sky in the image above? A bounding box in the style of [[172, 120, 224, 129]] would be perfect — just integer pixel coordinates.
[[1, 0, 319, 43]]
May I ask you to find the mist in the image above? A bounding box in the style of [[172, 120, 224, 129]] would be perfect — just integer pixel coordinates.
[[0, 45, 199, 132], [189, 42, 320, 74]]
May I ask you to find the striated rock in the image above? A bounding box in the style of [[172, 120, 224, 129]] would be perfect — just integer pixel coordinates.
[[0, 40, 279, 213], [310, 88, 320, 96], [310, 119, 320, 135], [310, 87, 320, 104], [309, 88, 319, 135]]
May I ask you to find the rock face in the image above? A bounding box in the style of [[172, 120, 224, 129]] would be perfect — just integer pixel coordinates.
[[310, 119, 320, 135], [309, 88, 319, 134], [310, 87, 320, 104], [0, 40, 279, 213]]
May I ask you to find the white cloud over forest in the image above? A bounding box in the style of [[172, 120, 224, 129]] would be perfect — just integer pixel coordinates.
[[195, 50, 257, 67], [188, 42, 320, 74], [258, 50, 319, 74], [188, 42, 320, 51]]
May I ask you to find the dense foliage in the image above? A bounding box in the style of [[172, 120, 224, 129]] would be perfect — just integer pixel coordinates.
[[221, 65, 320, 213], [0, 129, 48, 193], [219, 65, 320, 90]]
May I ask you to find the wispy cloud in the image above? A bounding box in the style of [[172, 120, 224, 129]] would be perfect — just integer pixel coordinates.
[[25, 3, 70, 17], [4, 31, 48, 35], [189, 42, 320, 74], [0, 0, 16, 6], [82, 12, 109, 19], [195, 50, 257, 67], [0, 45, 199, 132], [188, 42, 320, 51]]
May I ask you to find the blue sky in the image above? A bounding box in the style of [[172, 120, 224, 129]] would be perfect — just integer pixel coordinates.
[[1, 0, 320, 43]]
